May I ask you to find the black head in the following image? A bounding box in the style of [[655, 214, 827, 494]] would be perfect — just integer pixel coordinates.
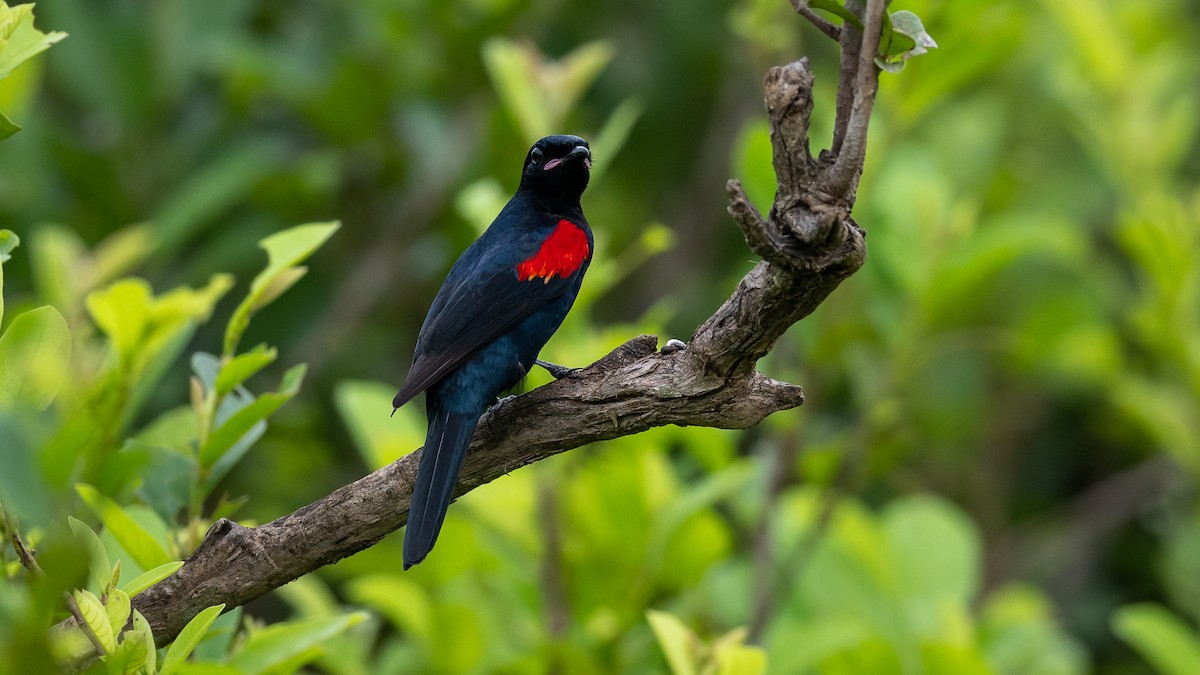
[[519, 134, 591, 205]]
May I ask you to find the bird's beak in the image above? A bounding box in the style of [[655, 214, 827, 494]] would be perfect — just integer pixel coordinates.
[[545, 146, 592, 172]]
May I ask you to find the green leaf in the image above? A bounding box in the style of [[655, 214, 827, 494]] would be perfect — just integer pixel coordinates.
[[74, 589, 117, 654], [199, 364, 306, 468], [0, 228, 17, 324], [805, 0, 861, 28], [0, 2, 67, 80], [76, 484, 172, 570], [68, 516, 111, 594], [0, 109, 17, 140], [482, 38, 551, 143], [160, 604, 226, 675], [121, 561, 183, 597], [714, 643, 768, 675], [129, 610, 158, 675], [882, 495, 980, 603], [86, 279, 153, 361], [0, 228, 19, 262], [482, 38, 613, 143], [876, 10, 937, 73], [647, 610, 699, 675], [228, 612, 367, 674], [1113, 604, 1200, 675], [0, 305, 71, 410], [223, 221, 339, 356], [215, 344, 277, 395], [105, 588, 131, 637], [590, 97, 643, 184]]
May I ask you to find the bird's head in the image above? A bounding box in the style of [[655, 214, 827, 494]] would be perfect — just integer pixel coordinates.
[[519, 135, 591, 203]]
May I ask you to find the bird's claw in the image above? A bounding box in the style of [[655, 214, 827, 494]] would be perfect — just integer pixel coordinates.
[[661, 338, 688, 354], [491, 394, 519, 410], [535, 359, 579, 379]]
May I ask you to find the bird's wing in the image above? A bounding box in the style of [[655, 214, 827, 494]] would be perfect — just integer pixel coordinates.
[[392, 248, 587, 409]]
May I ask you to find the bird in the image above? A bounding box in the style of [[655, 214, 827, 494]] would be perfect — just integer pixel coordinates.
[[393, 134, 594, 569]]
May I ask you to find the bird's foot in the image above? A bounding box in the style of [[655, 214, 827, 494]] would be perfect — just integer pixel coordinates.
[[661, 338, 688, 354], [490, 394, 519, 411], [535, 359, 579, 379]]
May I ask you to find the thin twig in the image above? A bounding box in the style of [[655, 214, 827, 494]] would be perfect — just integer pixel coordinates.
[[3, 507, 44, 576], [827, 0, 884, 196], [790, 1, 841, 41]]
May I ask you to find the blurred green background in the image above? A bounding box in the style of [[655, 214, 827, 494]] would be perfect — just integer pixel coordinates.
[[2, 0, 1200, 673]]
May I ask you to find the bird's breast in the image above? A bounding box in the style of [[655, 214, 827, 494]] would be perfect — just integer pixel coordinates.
[[515, 219, 590, 283]]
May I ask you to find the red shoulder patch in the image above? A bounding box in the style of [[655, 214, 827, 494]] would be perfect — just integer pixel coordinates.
[[516, 220, 590, 283]]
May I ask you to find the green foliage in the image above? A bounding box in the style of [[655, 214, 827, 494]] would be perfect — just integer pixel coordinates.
[[0, 1, 65, 140], [1112, 604, 1200, 675], [647, 610, 767, 675], [0, 221, 344, 671]]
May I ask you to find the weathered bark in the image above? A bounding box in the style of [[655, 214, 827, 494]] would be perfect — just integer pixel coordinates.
[[69, 0, 889, 651]]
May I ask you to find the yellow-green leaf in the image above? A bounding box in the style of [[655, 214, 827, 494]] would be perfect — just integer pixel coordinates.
[[647, 610, 699, 675], [223, 222, 339, 356], [0, 2, 67, 80], [161, 604, 225, 675], [215, 345, 277, 395], [76, 484, 171, 570], [122, 561, 183, 597], [0, 305, 71, 410], [199, 364, 306, 468], [73, 589, 116, 654], [105, 588, 131, 637]]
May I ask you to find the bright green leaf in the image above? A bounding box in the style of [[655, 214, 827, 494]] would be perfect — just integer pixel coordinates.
[[0, 305, 71, 410], [68, 516, 111, 594], [161, 604, 226, 675], [73, 589, 117, 654], [805, 0, 861, 28], [482, 38, 551, 143], [715, 643, 768, 675], [105, 588, 131, 638], [0, 109, 17, 140], [76, 484, 172, 570], [199, 364, 306, 468], [647, 610, 699, 675], [0, 2, 67, 80], [86, 279, 153, 361], [1113, 604, 1200, 675], [122, 561, 183, 597], [229, 612, 367, 674], [129, 611, 157, 675], [215, 345, 277, 395], [223, 221, 339, 356]]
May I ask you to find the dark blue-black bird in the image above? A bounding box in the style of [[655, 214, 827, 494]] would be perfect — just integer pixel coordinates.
[[394, 135, 594, 569]]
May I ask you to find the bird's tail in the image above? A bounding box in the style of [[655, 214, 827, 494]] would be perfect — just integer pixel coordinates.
[[403, 408, 480, 569]]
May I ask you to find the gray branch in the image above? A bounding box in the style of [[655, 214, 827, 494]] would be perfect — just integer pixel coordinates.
[[61, 8, 888, 653]]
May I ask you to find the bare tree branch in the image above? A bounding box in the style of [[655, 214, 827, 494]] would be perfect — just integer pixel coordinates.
[[790, 1, 842, 41], [58, 2, 890, 652]]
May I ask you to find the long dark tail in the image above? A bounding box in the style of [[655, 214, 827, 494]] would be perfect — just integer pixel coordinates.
[[403, 409, 480, 569]]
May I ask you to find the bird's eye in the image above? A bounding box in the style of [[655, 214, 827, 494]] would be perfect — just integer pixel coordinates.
[[530, 148, 544, 164]]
